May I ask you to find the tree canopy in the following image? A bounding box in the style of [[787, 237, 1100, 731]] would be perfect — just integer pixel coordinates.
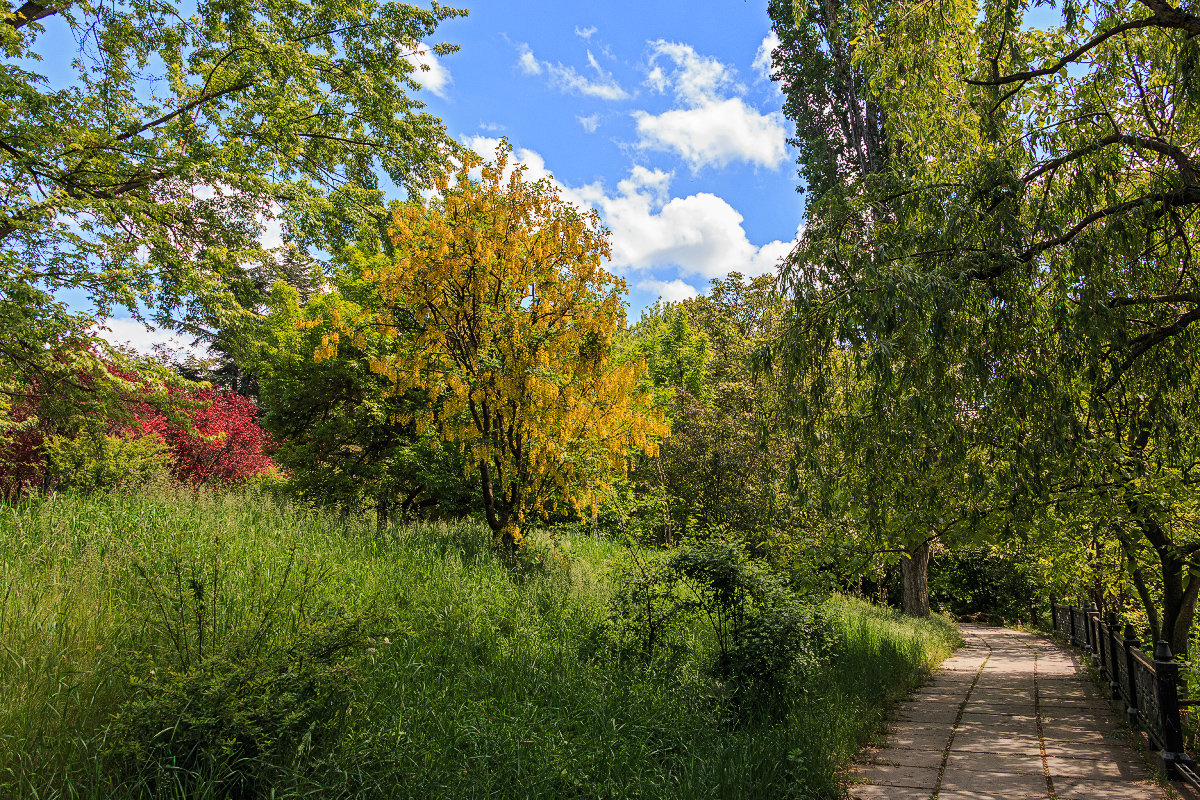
[[770, 0, 1200, 636], [314, 144, 666, 546], [0, 0, 465, 421]]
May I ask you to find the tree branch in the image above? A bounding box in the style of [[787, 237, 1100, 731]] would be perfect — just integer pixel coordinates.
[[967, 18, 1160, 87], [4, 0, 62, 29]]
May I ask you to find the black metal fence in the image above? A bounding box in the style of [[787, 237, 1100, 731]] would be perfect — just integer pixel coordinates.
[[1050, 596, 1198, 785]]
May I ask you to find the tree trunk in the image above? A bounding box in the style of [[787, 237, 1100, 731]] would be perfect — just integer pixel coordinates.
[[1158, 549, 1200, 658], [901, 539, 932, 618]]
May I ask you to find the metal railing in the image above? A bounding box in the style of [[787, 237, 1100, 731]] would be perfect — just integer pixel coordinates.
[[1050, 596, 1198, 785]]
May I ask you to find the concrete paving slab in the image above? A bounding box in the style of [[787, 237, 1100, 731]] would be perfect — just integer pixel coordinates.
[[944, 751, 1045, 774], [854, 763, 940, 789], [939, 768, 1048, 794], [863, 747, 946, 769], [937, 791, 1045, 800], [846, 625, 1172, 800], [1054, 777, 1167, 799], [849, 784, 932, 800]]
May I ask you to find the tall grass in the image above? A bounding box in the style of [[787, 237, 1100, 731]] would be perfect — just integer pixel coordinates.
[[0, 491, 959, 799]]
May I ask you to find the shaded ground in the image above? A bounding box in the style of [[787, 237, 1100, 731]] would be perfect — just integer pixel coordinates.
[[850, 625, 1170, 800]]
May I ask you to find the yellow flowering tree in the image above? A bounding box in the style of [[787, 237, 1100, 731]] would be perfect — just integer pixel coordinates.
[[318, 143, 666, 547]]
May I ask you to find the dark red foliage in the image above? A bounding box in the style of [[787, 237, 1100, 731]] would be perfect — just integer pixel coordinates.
[[0, 356, 274, 498], [134, 388, 274, 485]]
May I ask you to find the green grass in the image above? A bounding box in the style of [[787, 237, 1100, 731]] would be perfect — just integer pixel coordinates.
[[0, 491, 959, 799]]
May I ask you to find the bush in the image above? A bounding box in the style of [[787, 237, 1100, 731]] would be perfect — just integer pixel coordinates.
[[607, 539, 832, 717], [105, 618, 365, 799], [42, 432, 171, 494], [929, 546, 1035, 622], [102, 537, 374, 798]]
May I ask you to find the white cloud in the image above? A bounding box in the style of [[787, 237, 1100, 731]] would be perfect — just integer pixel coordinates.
[[515, 42, 631, 101], [634, 99, 786, 171], [577, 113, 600, 133], [636, 278, 699, 303], [406, 46, 452, 99], [450, 141, 797, 284], [93, 318, 212, 362], [573, 166, 796, 279], [634, 40, 787, 171], [644, 40, 738, 105], [753, 32, 780, 81], [517, 43, 542, 76], [575, 25, 597, 40]]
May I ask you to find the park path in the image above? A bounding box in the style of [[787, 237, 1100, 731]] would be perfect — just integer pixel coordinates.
[[850, 624, 1171, 800]]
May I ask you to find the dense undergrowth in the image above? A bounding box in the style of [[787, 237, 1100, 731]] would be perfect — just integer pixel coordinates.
[[0, 491, 959, 799]]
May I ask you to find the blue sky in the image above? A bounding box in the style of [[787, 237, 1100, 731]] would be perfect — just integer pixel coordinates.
[[422, 1, 804, 314], [101, 0, 806, 353]]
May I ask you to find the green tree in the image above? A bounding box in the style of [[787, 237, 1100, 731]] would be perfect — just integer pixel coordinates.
[[772, 0, 1200, 639], [253, 273, 473, 528], [768, 0, 983, 616], [0, 0, 464, 426]]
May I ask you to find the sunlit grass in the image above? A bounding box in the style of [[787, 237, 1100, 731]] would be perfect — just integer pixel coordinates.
[[0, 491, 959, 799]]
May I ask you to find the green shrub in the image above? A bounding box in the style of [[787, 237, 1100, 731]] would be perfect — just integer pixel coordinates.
[[929, 546, 1035, 622], [102, 534, 374, 798], [104, 617, 366, 799], [608, 539, 833, 717], [43, 432, 171, 494]]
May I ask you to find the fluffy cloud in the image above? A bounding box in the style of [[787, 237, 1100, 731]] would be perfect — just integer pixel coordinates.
[[634, 99, 786, 171], [636, 278, 699, 303], [753, 32, 780, 81], [93, 318, 211, 361], [634, 40, 786, 171], [451, 142, 796, 284], [406, 46, 452, 99], [515, 43, 630, 101], [573, 166, 795, 279], [577, 113, 600, 133]]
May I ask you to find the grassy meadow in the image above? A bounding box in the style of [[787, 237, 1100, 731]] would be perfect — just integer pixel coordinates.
[[0, 491, 959, 799]]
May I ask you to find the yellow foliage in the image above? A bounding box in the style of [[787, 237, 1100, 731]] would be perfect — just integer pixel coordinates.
[[322, 141, 666, 537]]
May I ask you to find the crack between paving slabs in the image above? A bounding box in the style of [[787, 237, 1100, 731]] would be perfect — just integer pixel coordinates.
[[1033, 643, 1059, 800], [930, 629, 993, 800]]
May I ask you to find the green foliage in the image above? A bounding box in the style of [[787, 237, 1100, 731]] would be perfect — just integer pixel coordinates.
[[928, 547, 1036, 623], [0, 492, 961, 800], [42, 432, 170, 494], [770, 0, 1200, 629], [632, 301, 711, 403], [252, 277, 474, 524], [105, 619, 365, 798], [607, 539, 832, 718], [0, 0, 464, 441], [624, 274, 802, 552]]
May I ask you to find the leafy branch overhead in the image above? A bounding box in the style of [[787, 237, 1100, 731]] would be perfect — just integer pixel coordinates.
[[0, 0, 464, 373], [770, 0, 1200, 639]]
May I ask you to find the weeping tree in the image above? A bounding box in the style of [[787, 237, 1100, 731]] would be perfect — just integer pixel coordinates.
[[767, 0, 987, 617], [771, 0, 1200, 643]]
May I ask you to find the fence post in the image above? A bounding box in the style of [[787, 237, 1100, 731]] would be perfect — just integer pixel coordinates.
[[1069, 601, 1077, 644], [1153, 641, 1194, 777], [1124, 623, 1140, 729], [1105, 612, 1120, 698], [1050, 594, 1058, 635], [1085, 602, 1097, 654]]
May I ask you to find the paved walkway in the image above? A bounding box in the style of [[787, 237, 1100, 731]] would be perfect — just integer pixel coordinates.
[[851, 625, 1170, 800]]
